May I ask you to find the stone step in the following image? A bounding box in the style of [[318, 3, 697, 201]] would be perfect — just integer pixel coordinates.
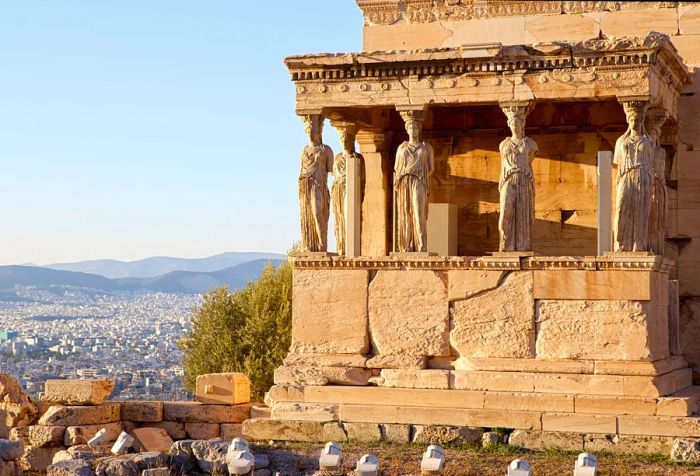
[[269, 384, 700, 417]]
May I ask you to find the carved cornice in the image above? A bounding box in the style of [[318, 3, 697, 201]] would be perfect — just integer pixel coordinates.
[[356, 1, 679, 26], [290, 255, 672, 272]]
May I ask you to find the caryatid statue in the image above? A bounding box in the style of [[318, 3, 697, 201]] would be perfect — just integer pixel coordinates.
[[613, 100, 654, 252], [645, 107, 669, 255], [298, 114, 333, 252], [498, 103, 538, 252], [331, 123, 362, 256], [394, 109, 435, 253]]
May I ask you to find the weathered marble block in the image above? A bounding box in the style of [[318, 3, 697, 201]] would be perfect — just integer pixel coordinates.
[[43, 380, 114, 406], [291, 269, 369, 354], [368, 270, 449, 356], [450, 271, 535, 359]]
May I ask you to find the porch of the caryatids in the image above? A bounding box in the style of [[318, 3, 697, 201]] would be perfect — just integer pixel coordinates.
[[393, 107, 435, 253], [613, 99, 654, 252], [498, 102, 538, 252], [297, 113, 333, 253]]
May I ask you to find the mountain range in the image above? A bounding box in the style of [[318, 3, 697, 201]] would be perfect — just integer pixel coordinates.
[[1, 252, 286, 295]]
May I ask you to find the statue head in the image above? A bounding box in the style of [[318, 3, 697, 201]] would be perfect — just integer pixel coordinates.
[[622, 101, 648, 135], [336, 123, 359, 154], [644, 107, 668, 141], [302, 114, 324, 145], [400, 110, 424, 144], [503, 105, 529, 140]]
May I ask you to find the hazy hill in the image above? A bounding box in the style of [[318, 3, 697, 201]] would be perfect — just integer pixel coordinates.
[[0, 259, 283, 295], [45, 252, 286, 279]]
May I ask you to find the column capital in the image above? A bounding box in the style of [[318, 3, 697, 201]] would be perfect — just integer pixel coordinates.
[[295, 107, 324, 117], [616, 95, 649, 105], [499, 100, 534, 116]]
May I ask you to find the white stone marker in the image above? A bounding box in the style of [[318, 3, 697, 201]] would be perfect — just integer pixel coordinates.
[[228, 450, 255, 476], [574, 452, 599, 476], [597, 150, 613, 255], [508, 458, 531, 476], [355, 454, 380, 476], [111, 431, 134, 455], [319, 441, 343, 473], [87, 428, 107, 449], [421, 444, 445, 475]]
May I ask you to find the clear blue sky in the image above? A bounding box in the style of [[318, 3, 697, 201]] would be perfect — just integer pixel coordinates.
[[0, 1, 362, 265]]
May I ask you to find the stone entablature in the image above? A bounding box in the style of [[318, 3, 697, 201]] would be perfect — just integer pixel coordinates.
[[356, 1, 680, 26], [286, 34, 689, 116], [289, 254, 674, 272]]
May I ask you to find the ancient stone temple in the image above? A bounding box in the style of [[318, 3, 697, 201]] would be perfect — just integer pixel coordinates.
[[260, 1, 700, 450]]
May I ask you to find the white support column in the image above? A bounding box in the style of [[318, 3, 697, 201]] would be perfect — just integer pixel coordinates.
[[345, 153, 362, 257], [597, 151, 613, 256]]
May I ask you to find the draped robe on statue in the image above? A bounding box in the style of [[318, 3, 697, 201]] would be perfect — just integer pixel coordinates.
[[498, 137, 537, 251], [331, 153, 347, 255], [649, 140, 668, 254], [613, 133, 653, 252], [298, 144, 332, 252], [394, 142, 433, 252]]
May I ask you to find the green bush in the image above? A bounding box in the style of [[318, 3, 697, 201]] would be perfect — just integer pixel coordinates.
[[179, 260, 292, 401]]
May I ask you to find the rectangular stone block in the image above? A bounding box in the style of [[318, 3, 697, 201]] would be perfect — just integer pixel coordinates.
[[451, 272, 535, 358], [542, 413, 617, 434], [534, 373, 624, 396], [455, 357, 594, 374], [509, 430, 584, 451], [345, 422, 381, 443], [448, 270, 506, 301], [132, 427, 174, 453], [525, 12, 599, 42], [273, 366, 371, 386], [162, 402, 250, 423], [195, 373, 251, 405], [20, 446, 64, 472], [266, 385, 304, 404], [656, 386, 700, 417], [184, 423, 220, 440], [64, 421, 123, 446], [368, 270, 449, 356], [622, 368, 693, 397], [148, 421, 186, 440], [271, 403, 338, 422], [601, 8, 678, 37], [302, 386, 485, 409], [27, 425, 65, 447], [533, 270, 652, 300], [43, 380, 114, 405], [583, 433, 675, 455], [574, 396, 657, 416], [291, 269, 369, 354], [381, 423, 411, 442], [451, 371, 535, 392], [242, 418, 323, 442], [221, 423, 243, 440], [373, 370, 449, 389], [617, 415, 700, 437], [283, 353, 368, 368], [38, 403, 121, 427], [484, 392, 573, 413], [365, 355, 426, 370], [120, 401, 163, 423]]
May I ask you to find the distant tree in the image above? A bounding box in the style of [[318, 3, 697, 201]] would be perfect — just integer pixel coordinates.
[[179, 260, 292, 401]]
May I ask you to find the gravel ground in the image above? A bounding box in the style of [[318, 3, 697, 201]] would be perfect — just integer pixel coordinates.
[[251, 441, 700, 476]]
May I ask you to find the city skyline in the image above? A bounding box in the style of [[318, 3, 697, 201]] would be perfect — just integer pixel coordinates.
[[0, 2, 360, 265]]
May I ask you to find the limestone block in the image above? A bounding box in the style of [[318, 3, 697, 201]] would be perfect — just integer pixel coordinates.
[[447, 270, 506, 301], [119, 401, 163, 423], [365, 355, 427, 370], [43, 380, 114, 406], [250, 405, 271, 419], [622, 368, 693, 397], [149, 422, 186, 440], [533, 270, 652, 300], [20, 446, 65, 472], [542, 413, 617, 434], [132, 428, 174, 453], [302, 386, 485, 410], [536, 300, 667, 360], [671, 438, 700, 463], [657, 386, 700, 417], [26, 426, 64, 448], [184, 423, 220, 440], [0, 439, 23, 461], [484, 392, 573, 413], [345, 423, 381, 443], [0, 374, 38, 431], [270, 403, 338, 422], [220, 423, 243, 440], [64, 422, 123, 446], [509, 430, 584, 451], [525, 13, 599, 43], [39, 404, 121, 427], [283, 353, 368, 368], [451, 271, 535, 359], [273, 366, 371, 386], [600, 8, 678, 37], [195, 373, 251, 405], [574, 396, 656, 416], [265, 385, 304, 406], [242, 418, 323, 442], [381, 423, 410, 443], [369, 270, 449, 356], [412, 425, 483, 445], [370, 369, 449, 389], [162, 402, 250, 423], [322, 422, 347, 442], [585, 433, 674, 455], [451, 370, 535, 392], [46, 459, 95, 476], [291, 269, 369, 354], [618, 415, 700, 437]]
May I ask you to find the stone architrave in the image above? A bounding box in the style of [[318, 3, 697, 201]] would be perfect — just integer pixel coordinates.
[[498, 102, 537, 252], [368, 270, 449, 356], [331, 123, 362, 256], [394, 108, 435, 252], [613, 100, 654, 252], [298, 114, 333, 252], [645, 107, 670, 255]]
